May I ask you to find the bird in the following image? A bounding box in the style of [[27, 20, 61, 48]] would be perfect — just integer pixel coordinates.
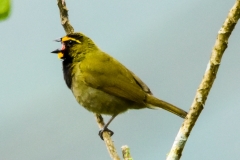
[[51, 32, 187, 140]]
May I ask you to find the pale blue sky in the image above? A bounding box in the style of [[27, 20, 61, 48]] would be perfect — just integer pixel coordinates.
[[1, 0, 240, 159]]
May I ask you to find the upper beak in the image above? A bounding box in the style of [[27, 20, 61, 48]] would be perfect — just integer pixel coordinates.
[[54, 38, 61, 42], [51, 48, 62, 53]]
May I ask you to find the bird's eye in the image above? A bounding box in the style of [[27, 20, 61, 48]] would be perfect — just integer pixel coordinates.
[[67, 40, 74, 47]]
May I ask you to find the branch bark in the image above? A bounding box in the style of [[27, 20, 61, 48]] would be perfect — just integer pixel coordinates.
[[56, 0, 74, 34], [121, 145, 133, 160], [56, 1, 120, 159], [95, 114, 121, 160], [166, 1, 240, 159]]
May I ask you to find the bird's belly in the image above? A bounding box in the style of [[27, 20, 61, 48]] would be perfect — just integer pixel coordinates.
[[71, 79, 144, 115]]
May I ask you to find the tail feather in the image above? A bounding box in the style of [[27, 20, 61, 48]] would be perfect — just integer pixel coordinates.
[[146, 94, 187, 118]]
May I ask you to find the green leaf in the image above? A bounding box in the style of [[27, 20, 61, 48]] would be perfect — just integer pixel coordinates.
[[0, 0, 11, 21]]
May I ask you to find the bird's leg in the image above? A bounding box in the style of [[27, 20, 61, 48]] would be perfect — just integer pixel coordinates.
[[99, 114, 118, 140]]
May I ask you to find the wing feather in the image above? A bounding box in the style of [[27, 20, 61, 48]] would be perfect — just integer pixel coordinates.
[[79, 51, 149, 103]]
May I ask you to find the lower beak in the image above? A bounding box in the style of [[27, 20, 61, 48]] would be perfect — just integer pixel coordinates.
[[51, 49, 62, 53], [51, 49, 64, 59]]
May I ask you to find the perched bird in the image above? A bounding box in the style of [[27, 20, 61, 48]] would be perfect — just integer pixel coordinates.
[[51, 32, 187, 139]]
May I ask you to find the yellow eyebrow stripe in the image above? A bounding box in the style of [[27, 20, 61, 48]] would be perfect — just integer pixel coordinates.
[[61, 36, 81, 43]]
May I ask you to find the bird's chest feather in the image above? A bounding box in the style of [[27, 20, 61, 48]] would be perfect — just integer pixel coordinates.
[[69, 63, 133, 115]]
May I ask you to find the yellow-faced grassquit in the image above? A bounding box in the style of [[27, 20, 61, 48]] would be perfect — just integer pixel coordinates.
[[51, 32, 187, 139]]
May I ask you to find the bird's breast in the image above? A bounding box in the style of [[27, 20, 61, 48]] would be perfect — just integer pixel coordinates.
[[71, 77, 130, 115], [69, 62, 147, 115]]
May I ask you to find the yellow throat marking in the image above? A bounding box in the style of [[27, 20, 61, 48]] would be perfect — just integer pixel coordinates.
[[58, 52, 64, 59]]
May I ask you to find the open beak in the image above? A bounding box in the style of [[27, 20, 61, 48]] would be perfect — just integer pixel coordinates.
[[51, 38, 65, 59]]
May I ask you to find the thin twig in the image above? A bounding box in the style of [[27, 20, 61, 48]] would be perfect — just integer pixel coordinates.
[[57, 0, 74, 34], [166, 1, 240, 159], [56, 1, 120, 159], [95, 114, 121, 160], [121, 145, 133, 160]]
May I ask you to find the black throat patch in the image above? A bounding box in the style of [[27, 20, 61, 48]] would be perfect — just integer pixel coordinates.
[[62, 58, 73, 89]]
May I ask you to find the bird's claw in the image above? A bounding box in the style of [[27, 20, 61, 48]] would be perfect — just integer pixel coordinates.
[[98, 128, 114, 140]]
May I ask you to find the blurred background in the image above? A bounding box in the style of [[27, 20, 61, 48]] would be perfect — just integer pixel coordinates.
[[1, 0, 240, 159]]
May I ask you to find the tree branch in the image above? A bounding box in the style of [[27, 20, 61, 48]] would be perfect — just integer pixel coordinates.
[[56, 0, 74, 34], [56, 1, 120, 159], [121, 145, 133, 160], [166, 1, 240, 159], [95, 114, 121, 160]]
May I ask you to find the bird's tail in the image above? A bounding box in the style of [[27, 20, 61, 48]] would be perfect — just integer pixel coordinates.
[[146, 94, 187, 118]]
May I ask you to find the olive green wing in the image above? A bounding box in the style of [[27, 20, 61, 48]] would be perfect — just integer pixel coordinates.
[[80, 52, 149, 103], [127, 70, 152, 95]]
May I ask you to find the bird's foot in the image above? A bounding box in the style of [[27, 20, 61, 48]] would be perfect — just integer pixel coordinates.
[[98, 127, 114, 140]]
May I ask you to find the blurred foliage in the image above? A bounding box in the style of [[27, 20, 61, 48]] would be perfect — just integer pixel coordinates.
[[0, 0, 11, 21]]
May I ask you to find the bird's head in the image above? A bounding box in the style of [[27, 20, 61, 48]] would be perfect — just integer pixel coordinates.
[[51, 32, 98, 62]]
